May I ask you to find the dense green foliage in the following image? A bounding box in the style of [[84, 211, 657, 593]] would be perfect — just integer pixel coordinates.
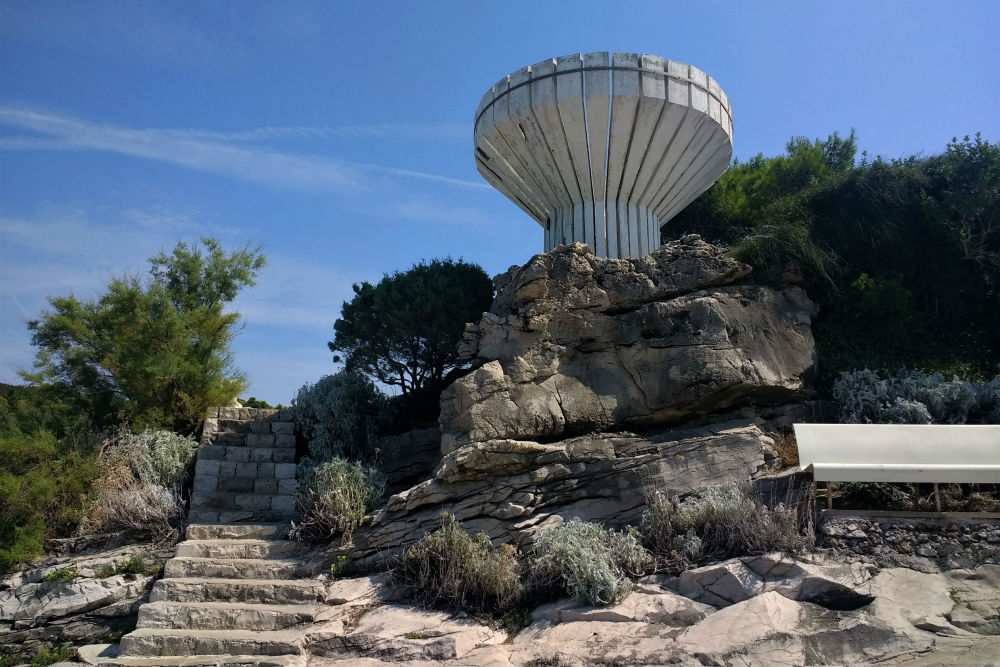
[[0, 385, 100, 573], [330, 258, 494, 398], [669, 132, 1000, 381], [24, 238, 265, 432], [295, 371, 386, 464]]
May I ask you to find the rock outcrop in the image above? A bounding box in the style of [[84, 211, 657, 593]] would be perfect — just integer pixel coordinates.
[[86, 557, 999, 666], [334, 419, 782, 566], [441, 237, 816, 452], [0, 538, 171, 653]]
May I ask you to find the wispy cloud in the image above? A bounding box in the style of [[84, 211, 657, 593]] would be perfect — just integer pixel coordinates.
[[158, 122, 471, 144], [0, 106, 488, 193], [387, 198, 497, 226]]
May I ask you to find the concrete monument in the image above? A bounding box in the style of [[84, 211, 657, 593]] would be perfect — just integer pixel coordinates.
[[475, 52, 733, 258]]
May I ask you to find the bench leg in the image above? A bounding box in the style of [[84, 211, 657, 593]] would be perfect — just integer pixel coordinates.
[[827, 481, 834, 510], [934, 482, 941, 512]]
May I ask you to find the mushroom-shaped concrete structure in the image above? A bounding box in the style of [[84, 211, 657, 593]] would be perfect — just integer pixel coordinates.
[[475, 52, 733, 258]]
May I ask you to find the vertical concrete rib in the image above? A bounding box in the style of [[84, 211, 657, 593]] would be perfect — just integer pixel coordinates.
[[585, 52, 611, 257], [554, 54, 594, 250]]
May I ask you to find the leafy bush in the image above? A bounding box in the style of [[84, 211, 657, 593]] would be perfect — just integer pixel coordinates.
[[0, 395, 100, 572], [291, 458, 385, 543], [531, 519, 651, 607], [833, 369, 1000, 424], [642, 482, 810, 567], [395, 513, 522, 615], [295, 371, 385, 464]]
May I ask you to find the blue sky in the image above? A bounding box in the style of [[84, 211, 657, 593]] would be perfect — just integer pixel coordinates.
[[2, 1, 998, 405]]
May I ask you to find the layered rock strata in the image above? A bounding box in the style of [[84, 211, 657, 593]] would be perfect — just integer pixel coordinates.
[[441, 236, 816, 452]]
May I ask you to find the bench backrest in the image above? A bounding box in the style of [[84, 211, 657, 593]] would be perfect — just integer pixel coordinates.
[[793, 423, 1000, 483]]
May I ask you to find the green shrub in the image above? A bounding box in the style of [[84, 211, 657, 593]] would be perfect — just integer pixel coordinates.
[[30, 645, 76, 667], [531, 519, 651, 607], [291, 458, 385, 543], [642, 482, 810, 567], [41, 567, 78, 583], [833, 369, 1000, 424], [0, 422, 99, 572], [395, 513, 522, 615], [295, 371, 385, 464]]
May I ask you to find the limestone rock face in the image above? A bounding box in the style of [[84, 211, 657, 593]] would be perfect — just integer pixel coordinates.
[[441, 238, 816, 452]]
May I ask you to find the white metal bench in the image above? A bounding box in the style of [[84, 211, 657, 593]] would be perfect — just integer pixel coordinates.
[[793, 423, 1000, 510]]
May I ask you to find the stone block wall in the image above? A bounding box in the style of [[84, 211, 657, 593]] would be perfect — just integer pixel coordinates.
[[189, 407, 298, 524]]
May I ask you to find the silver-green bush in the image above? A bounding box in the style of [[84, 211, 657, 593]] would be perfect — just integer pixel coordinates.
[[642, 482, 810, 566], [833, 369, 1000, 424], [395, 513, 522, 615], [87, 428, 197, 541], [291, 457, 385, 543], [532, 519, 651, 607], [294, 371, 385, 464]]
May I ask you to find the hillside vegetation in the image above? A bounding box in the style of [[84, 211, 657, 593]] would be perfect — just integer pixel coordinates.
[[668, 132, 1000, 383]]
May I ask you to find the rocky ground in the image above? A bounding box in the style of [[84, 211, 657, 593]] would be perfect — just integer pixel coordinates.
[[6, 535, 999, 666], [55, 552, 996, 667]]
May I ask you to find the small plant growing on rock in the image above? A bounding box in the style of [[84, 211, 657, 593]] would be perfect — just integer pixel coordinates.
[[41, 567, 78, 583], [291, 457, 385, 544], [29, 645, 76, 667], [97, 555, 148, 578], [531, 519, 652, 607], [642, 482, 811, 568], [395, 513, 523, 615]]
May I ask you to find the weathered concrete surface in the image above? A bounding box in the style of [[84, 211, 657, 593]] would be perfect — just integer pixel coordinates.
[[475, 53, 733, 258], [441, 238, 816, 451]]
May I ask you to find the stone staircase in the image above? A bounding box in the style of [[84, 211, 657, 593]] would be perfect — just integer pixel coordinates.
[[116, 408, 325, 666]]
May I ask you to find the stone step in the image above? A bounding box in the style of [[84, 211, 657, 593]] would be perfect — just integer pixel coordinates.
[[187, 509, 294, 525], [185, 523, 289, 541], [193, 473, 296, 496], [137, 601, 322, 631], [176, 539, 299, 559], [205, 432, 297, 448], [79, 643, 303, 667], [150, 578, 326, 605], [120, 628, 302, 657], [164, 557, 301, 580], [197, 445, 296, 464], [191, 492, 295, 513]]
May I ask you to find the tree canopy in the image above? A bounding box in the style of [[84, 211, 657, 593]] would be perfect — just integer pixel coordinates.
[[24, 238, 265, 432], [329, 258, 494, 396], [668, 132, 1000, 383]]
